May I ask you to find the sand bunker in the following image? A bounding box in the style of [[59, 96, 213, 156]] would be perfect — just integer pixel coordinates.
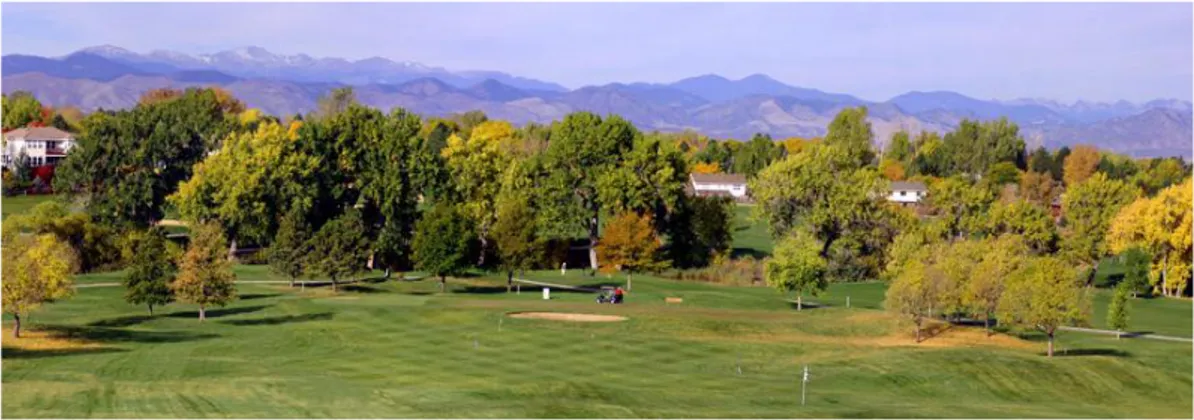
[[507, 312, 628, 322]]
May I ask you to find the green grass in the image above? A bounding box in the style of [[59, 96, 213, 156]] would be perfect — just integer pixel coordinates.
[[731, 204, 772, 258], [1, 194, 58, 220], [3, 266, 1190, 418]]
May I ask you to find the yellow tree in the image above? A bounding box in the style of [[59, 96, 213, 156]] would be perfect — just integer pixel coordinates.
[[172, 222, 237, 321], [997, 256, 1090, 357], [964, 235, 1030, 335], [1108, 179, 1193, 296], [441, 120, 515, 265], [884, 249, 946, 343], [1062, 145, 1100, 187], [691, 161, 721, 174], [2, 233, 76, 338], [879, 158, 906, 181], [596, 211, 666, 291]]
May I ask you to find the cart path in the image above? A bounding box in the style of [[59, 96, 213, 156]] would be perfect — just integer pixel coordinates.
[[1058, 326, 1192, 342]]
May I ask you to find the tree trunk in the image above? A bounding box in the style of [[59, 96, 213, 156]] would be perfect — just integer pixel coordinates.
[[1116, 330, 1122, 340], [228, 238, 238, 262], [289, 276, 295, 288], [439, 275, 446, 292], [1046, 329, 1054, 357], [507, 271, 513, 293], [588, 214, 600, 274], [627, 273, 632, 292], [199, 305, 206, 322], [1161, 259, 1169, 297], [331, 275, 338, 292], [478, 233, 488, 267], [148, 304, 154, 316], [983, 315, 990, 337], [12, 314, 21, 339], [797, 294, 803, 311], [914, 317, 921, 343]]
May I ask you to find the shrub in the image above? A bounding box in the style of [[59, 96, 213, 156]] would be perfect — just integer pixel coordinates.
[[665, 256, 767, 287]]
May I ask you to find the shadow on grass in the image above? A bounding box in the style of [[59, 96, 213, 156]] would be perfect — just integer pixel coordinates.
[[240, 293, 281, 301], [341, 284, 385, 294], [166, 304, 271, 320], [786, 301, 831, 310], [36, 325, 219, 344], [88, 314, 158, 328], [218, 312, 334, 326], [1, 346, 128, 360], [730, 247, 769, 260], [1050, 348, 1131, 358]]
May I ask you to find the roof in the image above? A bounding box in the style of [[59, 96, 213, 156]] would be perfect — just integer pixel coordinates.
[[690, 173, 747, 185], [890, 181, 927, 192], [4, 127, 75, 141]]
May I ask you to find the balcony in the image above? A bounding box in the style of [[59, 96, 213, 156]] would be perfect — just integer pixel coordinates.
[[45, 147, 67, 156]]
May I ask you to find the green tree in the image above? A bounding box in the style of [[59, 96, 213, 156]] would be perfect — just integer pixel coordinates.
[[492, 196, 541, 292], [885, 130, 914, 163], [539, 112, 636, 272], [54, 88, 235, 228], [1107, 282, 1131, 339], [732, 133, 784, 177], [450, 110, 489, 139], [668, 195, 734, 267], [596, 211, 667, 291], [597, 134, 689, 235], [123, 227, 175, 315], [885, 251, 943, 343], [982, 200, 1057, 253], [442, 120, 515, 266], [413, 204, 475, 292], [1119, 246, 1152, 297], [1132, 157, 1189, 195], [965, 235, 1030, 335], [2, 233, 76, 338], [766, 231, 829, 310], [2, 91, 44, 130], [997, 256, 1090, 357], [316, 87, 357, 120], [823, 107, 875, 168], [170, 121, 320, 258], [172, 222, 237, 321], [305, 212, 371, 292], [1061, 173, 1137, 279], [1052, 146, 1071, 181], [984, 161, 1022, 187], [268, 208, 313, 288], [926, 176, 994, 239], [1028, 146, 1056, 175]]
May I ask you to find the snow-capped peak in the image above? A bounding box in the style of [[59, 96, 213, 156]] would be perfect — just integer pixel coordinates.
[[79, 44, 138, 58]]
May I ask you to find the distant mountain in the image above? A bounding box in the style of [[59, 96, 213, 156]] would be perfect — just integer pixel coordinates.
[[3, 46, 1191, 158], [76, 44, 568, 92], [668, 74, 864, 104]]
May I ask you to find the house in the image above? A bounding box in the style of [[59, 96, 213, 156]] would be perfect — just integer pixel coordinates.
[[2, 127, 77, 168], [689, 173, 749, 200], [887, 181, 927, 206]]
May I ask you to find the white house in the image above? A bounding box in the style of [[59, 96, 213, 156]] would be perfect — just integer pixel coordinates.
[[887, 181, 927, 206], [689, 173, 748, 200], [2, 127, 77, 168]]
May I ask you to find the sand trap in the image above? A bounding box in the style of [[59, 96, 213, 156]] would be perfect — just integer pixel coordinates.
[[506, 312, 628, 322]]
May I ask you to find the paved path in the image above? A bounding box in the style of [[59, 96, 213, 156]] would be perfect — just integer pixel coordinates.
[[1058, 326, 1192, 343], [511, 278, 600, 293]]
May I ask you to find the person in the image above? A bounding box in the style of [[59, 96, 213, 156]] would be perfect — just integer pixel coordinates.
[[613, 286, 624, 304]]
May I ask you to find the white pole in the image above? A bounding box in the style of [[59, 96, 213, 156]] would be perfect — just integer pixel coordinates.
[[801, 365, 809, 406], [846, 296, 850, 308]]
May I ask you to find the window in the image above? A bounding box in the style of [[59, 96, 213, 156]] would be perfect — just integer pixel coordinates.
[[899, 191, 906, 197]]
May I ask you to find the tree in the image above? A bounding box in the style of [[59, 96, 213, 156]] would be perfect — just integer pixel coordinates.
[[1028, 146, 1056, 175], [54, 88, 235, 228], [1119, 246, 1152, 297], [766, 231, 828, 310], [1132, 157, 1189, 195], [6, 201, 122, 273], [926, 176, 994, 239], [982, 200, 1057, 253], [941, 118, 1025, 176], [885, 252, 943, 343], [668, 195, 734, 267], [123, 227, 175, 315], [1052, 146, 1071, 181], [885, 131, 914, 163], [691, 162, 721, 174], [5, 151, 33, 194], [823, 107, 875, 167], [964, 235, 1030, 335], [413, 204, 474, 292], [2, 233, 76, 338], [268, 208, 313, 288], [492, 196, 541, 292], [1019, 170, 1057, 208], [984, 162, 1021, 187], [1062, 173, 1137, 279], [305, 212, 371, 292], [442, 120, 515, 266], [316, 87, 357, 120], [2, 91, 44, 130], [732, 133, 783, 177], [1106, 179, 1192, 297], [879, 158, 906, 181], [751, 143, 899, 281], [170, 121, 320, 259], [139, 88, 183, 106], [997, 256, 1089, 357], [1107, 282, 1131, 339], [1062, 145, 1100, 187], [539, 112, 636, 271], [596, 211, 666, 291], [172, 222, 236, 321]]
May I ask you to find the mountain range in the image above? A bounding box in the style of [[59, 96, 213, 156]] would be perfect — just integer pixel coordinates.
[[2, 45, 1190, 158]]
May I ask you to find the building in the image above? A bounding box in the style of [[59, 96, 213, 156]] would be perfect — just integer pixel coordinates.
[[689, 173, 748, 200], [2, 127, 77, 168], [887, 181, 927, 206]]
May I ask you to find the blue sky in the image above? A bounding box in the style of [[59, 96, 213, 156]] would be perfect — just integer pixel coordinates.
[[3, 2, 1191, 103]]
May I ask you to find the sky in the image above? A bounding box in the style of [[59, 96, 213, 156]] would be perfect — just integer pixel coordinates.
[[3, 2, 1191, 103]]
